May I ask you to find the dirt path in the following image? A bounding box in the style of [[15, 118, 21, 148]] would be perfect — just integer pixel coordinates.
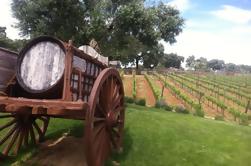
[[153, 78, 183, 107], [123, 75, 133, 97], [25, 135, 87, 166], [135, 75, 156, 107]]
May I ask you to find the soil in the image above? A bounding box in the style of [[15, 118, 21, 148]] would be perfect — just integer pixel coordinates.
[[153, 78, 183, 107], [123, 75, 133, 97], [135, 75, 156, 107], [163, 76, 220, 118], [25, 135, 87, 166]]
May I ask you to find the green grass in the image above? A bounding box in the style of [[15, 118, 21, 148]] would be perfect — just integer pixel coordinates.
[[1, 105, 251, 166], [109, 104, 251, 166]]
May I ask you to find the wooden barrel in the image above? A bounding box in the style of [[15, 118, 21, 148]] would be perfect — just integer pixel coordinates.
[[0, 47, 17, 92], [16, 36, 66, 96]]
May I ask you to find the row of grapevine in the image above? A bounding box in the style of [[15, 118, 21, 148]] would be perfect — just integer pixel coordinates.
[[174, 74, 247, 109], [168, 74, 228, 114], [155, 74, 200, 111], [205, 74, 251, 94], [169, 73, 247, 121], [132, 72, 136, 99], [186, 74, 251, 101], [144, 74, 162, 100]]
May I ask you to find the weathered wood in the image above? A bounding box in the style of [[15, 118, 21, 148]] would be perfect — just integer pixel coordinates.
[[0, 47, 17, 91], [20, 41, 65, 91], [0, 96, 89, 116]]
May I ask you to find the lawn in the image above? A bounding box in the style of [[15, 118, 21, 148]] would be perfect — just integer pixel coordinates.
[[1, 104, 251, 166]]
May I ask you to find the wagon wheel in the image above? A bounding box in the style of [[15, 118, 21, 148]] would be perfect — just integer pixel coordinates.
[[85, 68, 125, 166], [0, 113, 49, 157]]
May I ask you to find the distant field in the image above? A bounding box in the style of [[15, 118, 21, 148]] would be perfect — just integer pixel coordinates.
[[123, 72, 251, 124], [1, 104, 251, 166]]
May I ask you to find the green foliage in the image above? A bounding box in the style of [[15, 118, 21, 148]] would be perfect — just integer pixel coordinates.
[[215, 115, 225, 121], [186, 55, 196, 69], [119, 70, 124, 80], [194, 104, 204, 117], [207, 59, 225, 71], [164, 105, 173, 112], [124, 96, 134, 103], [0, 26, 28, 51], [11, 0, 184, 67], [161, 53, 184, 69], [144, 74, 162, 100], [132, 72, 136, 99], [154, 99, 172, 111], [155, 99, 166, 108], [229, 108, 241, 121], [135, 99, 146, 106], [239, 113, 249, 126], [175, 105, 189, 114]]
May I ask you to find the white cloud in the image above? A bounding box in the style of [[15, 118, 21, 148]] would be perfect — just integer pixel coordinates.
[[211, 5, 251, 24], [166, 0, 191, 12], [0, 0, 20, 39], [162, 26, 251, 65]]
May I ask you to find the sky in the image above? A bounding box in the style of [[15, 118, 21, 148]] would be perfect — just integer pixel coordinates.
[[1, 0, 251, 65]]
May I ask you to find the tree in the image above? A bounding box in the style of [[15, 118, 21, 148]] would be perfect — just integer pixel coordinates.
[[225, 63, 238, 73], [207, 59, 225, 71], [143, 44, 164, 69], [161, 53, 184, 69], [186, 55, 196, 70], [12, 0, 184, 68], [194, 57, 207, 71], [0, 26, 27, 51]]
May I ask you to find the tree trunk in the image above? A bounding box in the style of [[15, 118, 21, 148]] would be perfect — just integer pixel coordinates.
[[245, 100, 250, 113]]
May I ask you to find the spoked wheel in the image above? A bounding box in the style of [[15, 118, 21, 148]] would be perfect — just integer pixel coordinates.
[[0, 113, 49, 156], [85, 68, 125, 166]]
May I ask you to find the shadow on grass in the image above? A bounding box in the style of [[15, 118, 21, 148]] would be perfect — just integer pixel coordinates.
[[0, 120, 84, 166], [106, 128, 133, 166], [45, 122, 84, 140]]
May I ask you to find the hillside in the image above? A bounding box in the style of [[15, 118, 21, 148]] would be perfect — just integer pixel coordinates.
[[109, 104, 251, 166], [2, 104, 251, 166]]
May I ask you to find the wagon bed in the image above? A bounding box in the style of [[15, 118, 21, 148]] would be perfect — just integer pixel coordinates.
[[0, 36, 125, 166]]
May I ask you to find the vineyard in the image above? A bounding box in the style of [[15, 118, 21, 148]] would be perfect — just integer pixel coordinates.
[[122, 71, 251, 125]]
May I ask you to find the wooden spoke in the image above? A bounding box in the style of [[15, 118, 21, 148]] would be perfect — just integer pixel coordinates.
[[112, 95, 122, 111], [112, 84, 120, 101], [0, 124, 18, 146], [0, 114, 49, 157], [23, 127, 29, 147], [2, 127, 20, 156], [112, 128, 120, 138], [29, 126, 36, 144], [14, 128, 25, 155], [96, 103, 106, 117], [37, 117, 48, 123], [0, 114, 15, 118], [32, 121, 43, 140], [114, 106, 123, 114], [93, 123, 106, 138], [0, 119, 17, 131], [94, 117, 106, 123], [108, 128, 118, 149], [85, 68, 125, 166]]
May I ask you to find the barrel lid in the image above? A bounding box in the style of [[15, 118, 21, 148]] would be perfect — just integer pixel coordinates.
[[16, 36, 66, 94]]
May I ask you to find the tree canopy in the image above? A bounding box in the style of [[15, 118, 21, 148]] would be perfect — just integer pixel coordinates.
[[11, 0, 184, 68], [161, 53, 184, 69], [0, 26, 27, 51]]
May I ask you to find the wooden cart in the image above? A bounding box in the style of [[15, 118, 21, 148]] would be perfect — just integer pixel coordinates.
[[0, 36, 125, 166]]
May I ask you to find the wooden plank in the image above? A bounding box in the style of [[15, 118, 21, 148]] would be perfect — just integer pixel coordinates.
[[0, 97, 88, 110]]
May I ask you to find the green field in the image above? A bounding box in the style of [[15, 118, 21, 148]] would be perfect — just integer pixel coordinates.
[[1, 104, 251, 166]]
